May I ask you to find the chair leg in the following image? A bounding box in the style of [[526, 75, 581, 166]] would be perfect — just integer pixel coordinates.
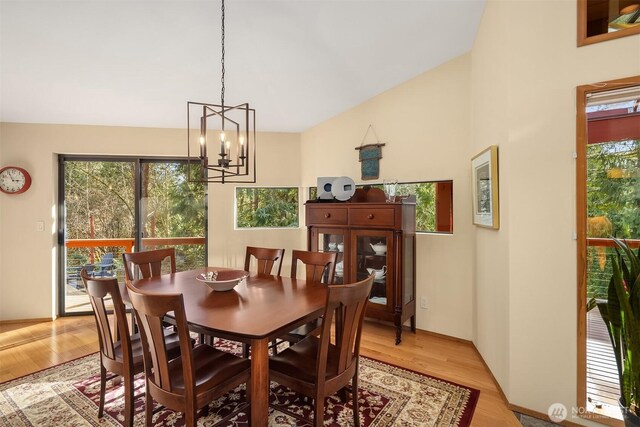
[[199, 405, 210, 417], [123, 374, 134, 427], [185, 407, 197, 427], [352, 373, 360, 427], [338, 386, 348, 402], [98, 365, 107, 418], [130, 310, 138, 334], [242, 343, 250, 358], [145, 381, 154, 427], [314, 395, 325, 427]]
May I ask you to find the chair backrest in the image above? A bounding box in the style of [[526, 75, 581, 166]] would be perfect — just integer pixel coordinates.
[[244, 246, 285, 276], [290, 250, 337, 284], [81, 269, 131, 364], [126, 283, 194, 394], [122, 248, 176, 283], [98, 252, 114, 267], [317, 274, 374, 376]]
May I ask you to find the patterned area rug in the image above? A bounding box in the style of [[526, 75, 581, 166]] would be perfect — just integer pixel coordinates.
[[0, 340, 478, 426]]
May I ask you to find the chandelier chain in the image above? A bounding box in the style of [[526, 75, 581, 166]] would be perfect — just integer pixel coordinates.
[[220, 0, 225, 108]]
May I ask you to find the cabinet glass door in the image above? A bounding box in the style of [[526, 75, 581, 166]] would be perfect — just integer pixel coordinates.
[[352, 230, 393, 308], [316, 229, 347, 284]]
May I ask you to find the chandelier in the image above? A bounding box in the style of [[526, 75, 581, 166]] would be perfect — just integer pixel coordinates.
[[187, 0, 256, 184]]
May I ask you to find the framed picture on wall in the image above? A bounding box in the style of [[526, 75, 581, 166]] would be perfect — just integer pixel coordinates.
[[471, 145, 499, 229]]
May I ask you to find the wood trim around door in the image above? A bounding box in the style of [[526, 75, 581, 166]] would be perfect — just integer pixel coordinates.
[[576, 75, 640, 419]]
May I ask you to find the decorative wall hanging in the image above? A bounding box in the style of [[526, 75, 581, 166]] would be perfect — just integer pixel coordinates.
[[355, 125, 385, 180], [471, 145, 499, 229]]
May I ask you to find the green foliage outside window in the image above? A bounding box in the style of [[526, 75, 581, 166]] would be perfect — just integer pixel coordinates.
[[65, 161, 136, 241], [587, 140, 640, 239], [397, 183, 436, 232], [236, 187, 299, 228], [141, 163, 206, 271], [586, 139, 640, 299], [64, 160, 206, 274]]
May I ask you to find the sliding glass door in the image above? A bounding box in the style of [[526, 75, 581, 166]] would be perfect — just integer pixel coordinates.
[[58, 156, 206, 315]]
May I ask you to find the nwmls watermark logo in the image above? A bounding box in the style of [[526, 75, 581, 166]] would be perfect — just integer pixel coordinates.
[[548, 403, 567, 422], [547, 403, 610, 422]]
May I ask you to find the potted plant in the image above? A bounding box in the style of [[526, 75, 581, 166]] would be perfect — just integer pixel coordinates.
[[595, 238, 640, 426]]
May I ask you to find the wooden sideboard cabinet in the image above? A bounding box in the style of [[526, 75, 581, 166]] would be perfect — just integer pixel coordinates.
[[306, 200, 416, 344]]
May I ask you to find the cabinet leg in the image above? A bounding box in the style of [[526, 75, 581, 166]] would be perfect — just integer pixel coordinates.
[[410, 315, 416, 332], [395, 324, 402, 345]]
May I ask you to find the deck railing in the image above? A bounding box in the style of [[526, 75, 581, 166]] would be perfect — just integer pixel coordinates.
[[585, 237, 639, 419], [66, 236, 206, 251], [64, 236, 206, 283]]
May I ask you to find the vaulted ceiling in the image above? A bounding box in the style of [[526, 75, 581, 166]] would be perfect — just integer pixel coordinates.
[[0, 0, 485, 132]]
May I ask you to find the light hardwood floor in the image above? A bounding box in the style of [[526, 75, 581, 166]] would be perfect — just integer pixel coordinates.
[[0, 317, 520, 426]]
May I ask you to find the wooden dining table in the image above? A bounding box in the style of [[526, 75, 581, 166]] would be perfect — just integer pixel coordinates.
[[130, 267, 328, 427]]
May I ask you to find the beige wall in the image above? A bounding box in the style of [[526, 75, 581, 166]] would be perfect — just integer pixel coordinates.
[[0, 136, 3, 315], [301, 54, 474, 340], [0, 123, 302, 320], [471, 0, 640, 422]]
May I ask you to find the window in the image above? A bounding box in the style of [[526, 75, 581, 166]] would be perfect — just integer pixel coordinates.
[[236, 187, 299, 228], [307, 180, 453, 233]]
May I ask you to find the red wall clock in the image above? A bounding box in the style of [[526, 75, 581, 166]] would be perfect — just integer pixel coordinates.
[[0, 166, 32, 194]]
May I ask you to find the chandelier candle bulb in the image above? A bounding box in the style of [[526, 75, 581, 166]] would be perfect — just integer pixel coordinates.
[[199, 116, 207, 158], [220, 132, 225, 156], [199, 136, 206, 158]]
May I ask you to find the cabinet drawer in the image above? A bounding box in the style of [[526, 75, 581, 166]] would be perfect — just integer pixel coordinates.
[[308, 207, 348, 225], [350, 208, 395, 227]]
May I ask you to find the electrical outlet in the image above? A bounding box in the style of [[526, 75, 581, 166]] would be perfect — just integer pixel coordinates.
[[420, 296, 428, 309], [36, 221, 45, 232]]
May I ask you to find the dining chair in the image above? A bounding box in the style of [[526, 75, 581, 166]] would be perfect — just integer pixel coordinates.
[[81, 269, 182, 427], [126, 283, 251, 427], [269, 274, 374, 427], [290, 249, 337, 284], [244, 246, 285, 276], [242, 246, 285, 357], [122, 248, 176, 282], [122, 248, 177, 335], [279, 250, 338, 347]]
